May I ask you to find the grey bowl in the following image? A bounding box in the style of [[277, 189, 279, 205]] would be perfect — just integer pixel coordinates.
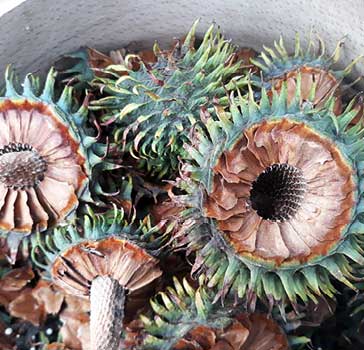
[[0, 0, 363, 80]]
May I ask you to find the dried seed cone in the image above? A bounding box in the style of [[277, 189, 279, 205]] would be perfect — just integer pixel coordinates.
[[0, 66, 117, 258], [251, 34, 361, 117], [130, 278, 288, 350], [173, 313, 288, 350], [90, 20, 244, 178], [90, 276, 125, 350], [32, 207, 168, 349], [176, 79, 364, 307]]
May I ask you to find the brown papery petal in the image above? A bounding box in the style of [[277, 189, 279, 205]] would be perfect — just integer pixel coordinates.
[[214, 155, 241, 183], [0, 189, 17, 231], [13, 190, 33, 232], [0, 113, 10, 147], [37, 177, 78, 221], [26, 187, 49, 232], [205, 197, 248, 220], [254, 221, 290, 261], [219, 321, 250, 348], [8, 288, 46, 326], [210, 175, 239, 210], [225, 211, 261, 241], [32, 280, 65, 314]]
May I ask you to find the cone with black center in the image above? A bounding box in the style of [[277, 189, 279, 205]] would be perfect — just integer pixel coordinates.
[[171, 78, 364, 309]]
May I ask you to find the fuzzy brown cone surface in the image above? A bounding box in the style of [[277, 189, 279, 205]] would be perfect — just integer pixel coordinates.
[[90, 276, 125, 350], [204, 119, 354, 265], [271, 66, 342, 115], [173, 313, 288, 350]]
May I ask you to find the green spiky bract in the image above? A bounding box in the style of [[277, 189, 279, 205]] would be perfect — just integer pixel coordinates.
[[61, 48, 99, 88], [251, 34, 360, 85], [134, 277, 236, 350], [90, 20, 245, 179], [31, 205, 172, 271], [174, 77, 364, 308]]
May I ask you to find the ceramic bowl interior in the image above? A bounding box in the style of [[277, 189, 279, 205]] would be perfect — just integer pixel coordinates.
[[0, 0, 363, 81]]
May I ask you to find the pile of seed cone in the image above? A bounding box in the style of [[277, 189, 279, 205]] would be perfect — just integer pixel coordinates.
[[1, 19, 364, 350]]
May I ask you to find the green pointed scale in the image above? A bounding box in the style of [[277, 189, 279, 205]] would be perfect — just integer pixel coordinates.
[[0, 67, 119, 256], [173, 77, 364, 309], [31, 205, 174, 350], [89, 20, 246, 179]]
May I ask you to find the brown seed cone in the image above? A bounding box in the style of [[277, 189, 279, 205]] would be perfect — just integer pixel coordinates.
[[204, 119, 355, 265], [173, 313, 288, 350], [271, 66, 342, 115], [0, 99, 87, 236], [90, 276, 125, 350]]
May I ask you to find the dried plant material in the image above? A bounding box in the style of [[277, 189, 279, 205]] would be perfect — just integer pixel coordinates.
[[0, 320, 15, 350], [0, 264, 34, 292], [272, 66, 342, 115], [0, 100, 86, 235], [205, 119, 354, 264], [32, 280, 65, 315], [8, 288, 46, 326], [173, 314, 288, 350], [60, 310, 90, 350], [51, 237, 162, 299], [0, 264, 34, 307]]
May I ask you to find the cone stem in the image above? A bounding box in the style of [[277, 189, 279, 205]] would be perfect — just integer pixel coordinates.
[[90, 275, 125, 350]]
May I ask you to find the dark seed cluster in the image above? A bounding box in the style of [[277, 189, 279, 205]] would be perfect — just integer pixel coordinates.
[[250, 163, 306, 222], [0, 142, 48, 190]]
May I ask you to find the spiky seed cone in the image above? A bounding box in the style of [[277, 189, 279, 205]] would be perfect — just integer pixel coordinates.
[[0, 67, 118, 258], [251, 34, 359, 82], [90, 276, 125, 350], [126, 278, 288, 350], [251, 34, 361, 116], [173, 78, 364, 308], [32, 207, 170, 347], [90, 20, 245, 179]]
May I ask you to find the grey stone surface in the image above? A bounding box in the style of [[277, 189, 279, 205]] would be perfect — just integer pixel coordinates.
[[0, 0, 363, 79]]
